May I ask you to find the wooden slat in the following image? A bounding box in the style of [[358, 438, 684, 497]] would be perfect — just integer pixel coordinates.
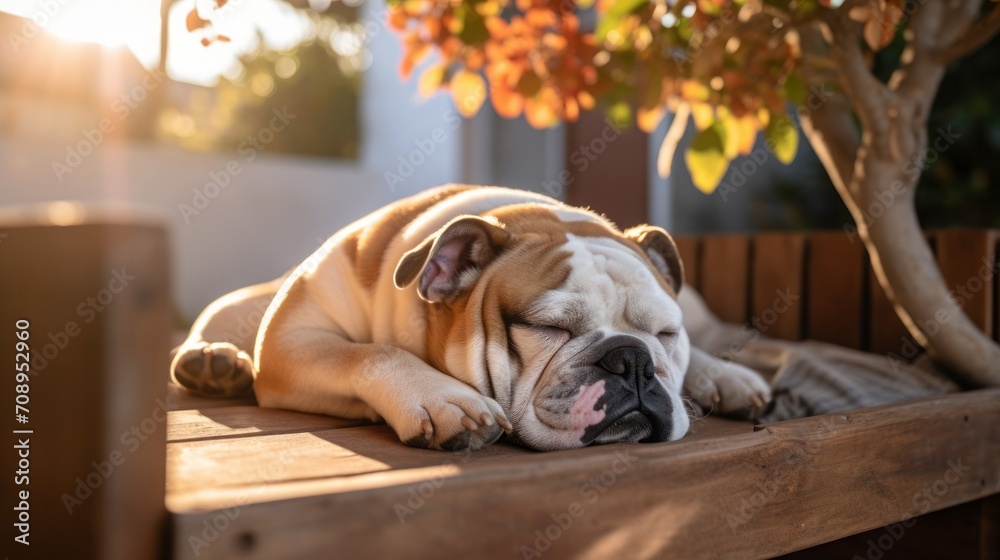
[[564, 111, 649, 227], [806, 232, 866, 348], [935, 229, 998, 338], [751, 233, 806, 341], [168, 383, 257, 411], [167, 406, 367, 443], [674, 236, 701, 291], [699, 234, 751, 324], [868, 260, 917, 356], [169, 389, 1000, 560]]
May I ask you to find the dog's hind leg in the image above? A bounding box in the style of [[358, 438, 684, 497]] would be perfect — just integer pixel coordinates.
[[170, 278, 283, 397]]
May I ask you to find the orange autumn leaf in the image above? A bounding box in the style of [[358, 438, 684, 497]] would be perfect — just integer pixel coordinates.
[[637, 105, 665, 133], [524, 87, 560, 128], [490, 85, 525, 118]]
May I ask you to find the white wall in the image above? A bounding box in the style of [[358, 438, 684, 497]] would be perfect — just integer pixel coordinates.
[[0, 135, 394, 320]]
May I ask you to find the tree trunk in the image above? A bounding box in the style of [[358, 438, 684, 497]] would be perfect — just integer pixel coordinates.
[[802, 114, 1000, 387]]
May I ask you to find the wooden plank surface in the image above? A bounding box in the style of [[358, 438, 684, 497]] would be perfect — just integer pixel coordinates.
[[935, 229, 997, 338], [751, 233, 806, 341], [868, 260, 917, 356], [674, 236, 701, 291], [168, 406, 368, 443], [168, 383, 257, 411], [699, 235, 751, 324], [806, 232, 867, 348], [169, 390, 1000, 560]]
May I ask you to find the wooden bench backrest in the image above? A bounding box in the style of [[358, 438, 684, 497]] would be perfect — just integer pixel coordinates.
[[675, 229, 1000, 354]]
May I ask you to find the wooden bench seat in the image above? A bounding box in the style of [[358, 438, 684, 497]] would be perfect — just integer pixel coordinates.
[[165, 229, 1000, 559]]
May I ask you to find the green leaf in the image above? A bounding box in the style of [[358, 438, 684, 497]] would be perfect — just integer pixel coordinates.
[[596, 0, 648, 41], [685, 121, 730, 194], [607, 101, 632, 130], [455, 3, 490, 45], [764, 114, 799, 165], [781, 72, 808, 107]]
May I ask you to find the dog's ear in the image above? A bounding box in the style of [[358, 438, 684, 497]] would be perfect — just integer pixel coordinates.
[[624, 225, 684, 294], [394, 215, 510, 303]]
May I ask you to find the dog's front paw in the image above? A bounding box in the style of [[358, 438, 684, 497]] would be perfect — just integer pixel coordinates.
[[684, 352, 771, 417], [171, 342, 255, 397], [395, 387, 512, 452]]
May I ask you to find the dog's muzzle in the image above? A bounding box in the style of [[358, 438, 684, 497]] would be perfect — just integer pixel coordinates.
[[581, 337, 675, 445]]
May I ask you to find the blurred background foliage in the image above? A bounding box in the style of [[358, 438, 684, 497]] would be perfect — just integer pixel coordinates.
[[155, 5, 362, 159]]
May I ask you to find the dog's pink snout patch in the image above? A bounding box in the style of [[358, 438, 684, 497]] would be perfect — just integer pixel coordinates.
[[569, 379, 607, 430]]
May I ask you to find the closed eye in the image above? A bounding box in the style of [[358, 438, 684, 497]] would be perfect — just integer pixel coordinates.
[[656, 330, 678, 350], [514, 323, 571, 338]]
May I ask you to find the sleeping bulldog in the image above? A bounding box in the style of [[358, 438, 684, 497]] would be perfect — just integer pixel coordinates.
[[171, 185, 770, 451]]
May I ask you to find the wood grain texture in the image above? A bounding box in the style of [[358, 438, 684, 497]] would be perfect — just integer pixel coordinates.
[[0, 222, 171, 560], [167, 406, 368, 443], [806, 232, 867, 348], [699, 235, 751, 324], [867, 259, 918, 357], [674, 236, 701, 291], [168, 383, 257, 411], [751, 233, 806, 341], [935, 229, 998, 338], [564, 111, 649, 228], [169, 390, 1000, 560]]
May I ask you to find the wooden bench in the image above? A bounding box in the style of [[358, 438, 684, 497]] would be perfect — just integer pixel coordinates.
[[165, 229, 1000, 559], [3, 213, 997, 559]]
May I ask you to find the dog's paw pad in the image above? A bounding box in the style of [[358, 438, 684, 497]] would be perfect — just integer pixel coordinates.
[[171, 342, 255, 397]]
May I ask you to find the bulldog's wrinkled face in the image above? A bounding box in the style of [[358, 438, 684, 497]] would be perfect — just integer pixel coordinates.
[[499, 235, 690, 450], [394, 204, 690, 451]]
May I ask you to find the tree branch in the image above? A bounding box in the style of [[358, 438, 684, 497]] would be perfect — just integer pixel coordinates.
[[798, 91, 860, 197], [822, 14, 894, 156], [797, 22, 859, 195], [935, 4, 1000, 63]]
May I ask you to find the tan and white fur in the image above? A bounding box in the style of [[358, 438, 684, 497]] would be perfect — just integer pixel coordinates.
[[171, 185, 770, 451]]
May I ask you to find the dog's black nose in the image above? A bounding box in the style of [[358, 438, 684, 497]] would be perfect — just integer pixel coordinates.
[[584, 342, 672, 446], [597, 346, 654, 380]]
